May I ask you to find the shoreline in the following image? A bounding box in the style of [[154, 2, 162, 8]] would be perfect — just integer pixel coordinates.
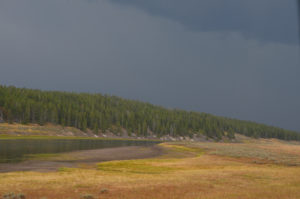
[[0, 145, 164, 173]]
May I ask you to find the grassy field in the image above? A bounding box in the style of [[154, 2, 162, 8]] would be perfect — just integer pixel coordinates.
[[0, 136, 300, 199]]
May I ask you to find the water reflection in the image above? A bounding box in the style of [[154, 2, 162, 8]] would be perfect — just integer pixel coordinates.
[[0, 139, 159, 163]]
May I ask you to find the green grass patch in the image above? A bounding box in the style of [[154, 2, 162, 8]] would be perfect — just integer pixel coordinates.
[[162, 143, 204, 156], [97, 159, 176, 174]]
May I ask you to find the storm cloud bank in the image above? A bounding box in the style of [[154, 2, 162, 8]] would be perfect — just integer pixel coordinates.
[[0, 0, 299, 131]]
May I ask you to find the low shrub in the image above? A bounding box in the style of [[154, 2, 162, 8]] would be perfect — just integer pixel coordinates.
[[2, 193, 25, 199], [100, 188, 109, 194], [80, 194, 95, 199]]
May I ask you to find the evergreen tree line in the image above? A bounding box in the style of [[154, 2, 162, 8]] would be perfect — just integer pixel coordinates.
[[0, 85, 299, 141]]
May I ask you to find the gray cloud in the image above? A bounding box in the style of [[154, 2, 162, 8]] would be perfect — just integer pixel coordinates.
[[110, 0, 299, 44], [0, 0, 299, 131]]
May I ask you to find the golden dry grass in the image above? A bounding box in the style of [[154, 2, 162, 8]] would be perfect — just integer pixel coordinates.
[[0, 141, 300, 199]]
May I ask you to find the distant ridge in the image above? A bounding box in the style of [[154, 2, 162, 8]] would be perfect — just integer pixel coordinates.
[[0, 85, 299, 141]]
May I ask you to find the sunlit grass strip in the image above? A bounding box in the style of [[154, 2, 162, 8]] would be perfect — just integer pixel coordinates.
[[97, 159, 178, 174], [96, 144, 204, 175], [0, 135, 160, 142], [0, 123, 162, 141], [161, 143, 204, 156]]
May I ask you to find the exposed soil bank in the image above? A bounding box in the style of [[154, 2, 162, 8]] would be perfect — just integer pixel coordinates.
[[0, 145, 164, 173]]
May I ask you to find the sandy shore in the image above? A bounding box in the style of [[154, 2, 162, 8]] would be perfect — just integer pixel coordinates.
[[0, 145, 163, 172]]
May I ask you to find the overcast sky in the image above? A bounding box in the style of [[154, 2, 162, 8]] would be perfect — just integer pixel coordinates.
[[0, 0, 299, 131]]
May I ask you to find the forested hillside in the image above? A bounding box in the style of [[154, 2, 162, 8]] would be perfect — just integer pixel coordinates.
[[0, 85, 299, 141]]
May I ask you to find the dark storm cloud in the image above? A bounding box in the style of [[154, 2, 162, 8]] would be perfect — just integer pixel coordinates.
[[0, 0, 299, 131], [110, 0, 299, 44], [298, 0, 300, 44]]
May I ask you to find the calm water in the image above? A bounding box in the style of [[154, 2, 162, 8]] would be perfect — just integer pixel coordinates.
[[0, 139, 159, 163]]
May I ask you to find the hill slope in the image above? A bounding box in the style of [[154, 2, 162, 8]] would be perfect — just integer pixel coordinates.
[[0, 85, 299, 141]]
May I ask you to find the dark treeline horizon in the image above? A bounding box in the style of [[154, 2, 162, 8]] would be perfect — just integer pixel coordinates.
[[0, 85, 299, 141]]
